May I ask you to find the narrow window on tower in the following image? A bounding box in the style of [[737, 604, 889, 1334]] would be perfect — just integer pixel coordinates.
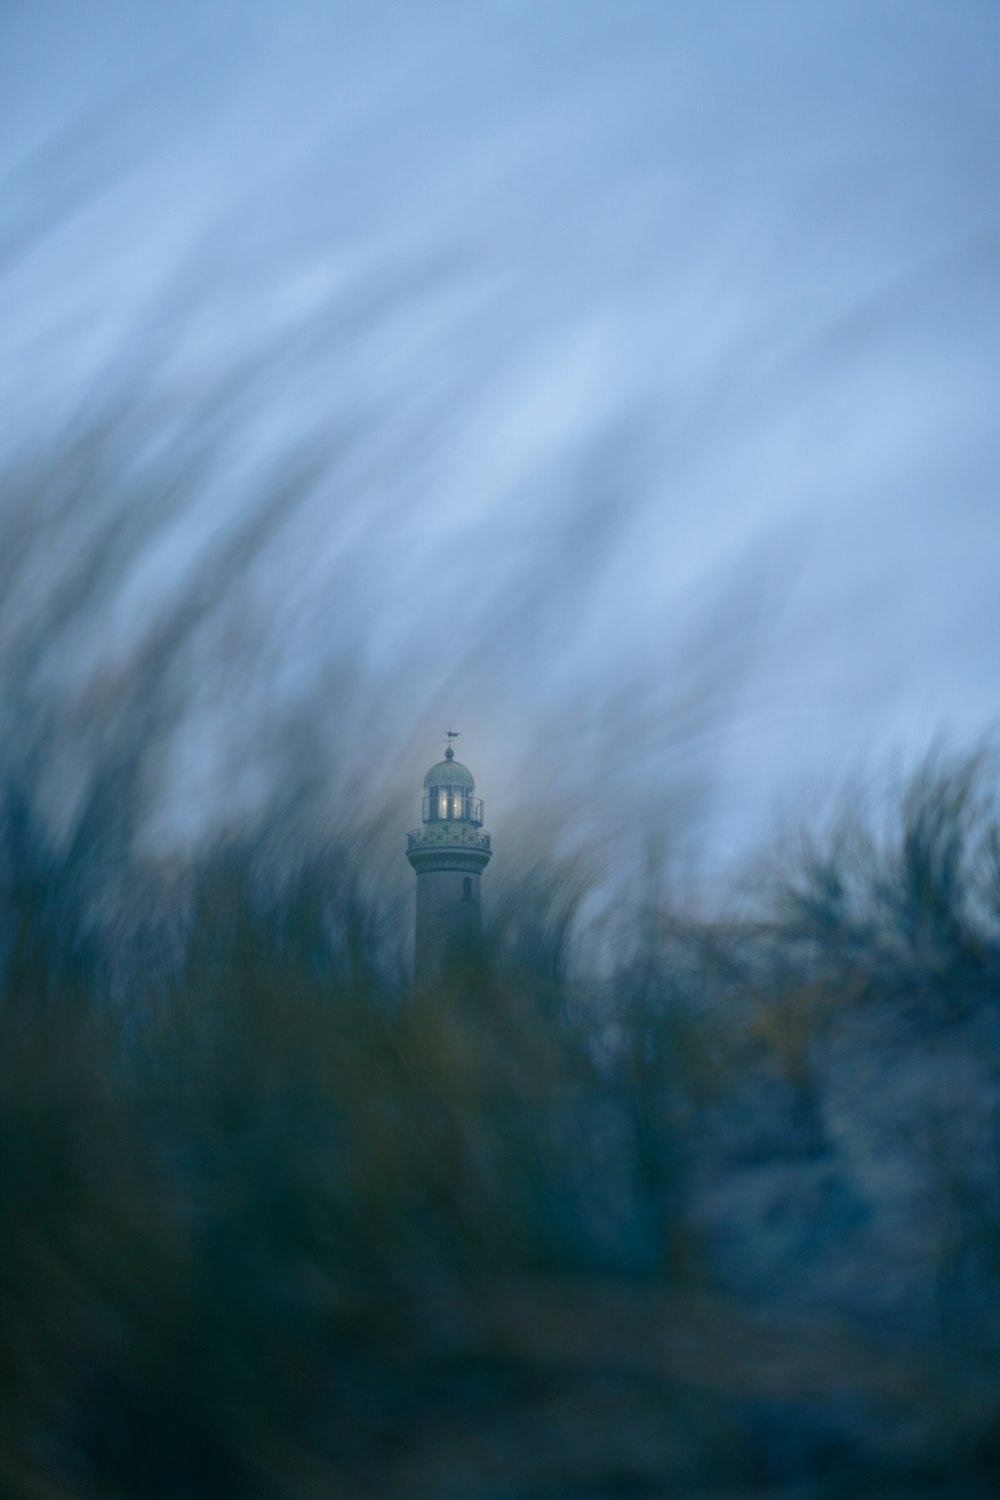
[[462, 877, 472, 901]]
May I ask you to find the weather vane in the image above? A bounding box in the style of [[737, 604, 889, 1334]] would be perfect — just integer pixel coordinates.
[[443, 725, 460, 758]]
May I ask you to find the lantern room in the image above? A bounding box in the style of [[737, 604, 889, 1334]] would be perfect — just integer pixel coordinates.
[[421, 745, 484, 826]]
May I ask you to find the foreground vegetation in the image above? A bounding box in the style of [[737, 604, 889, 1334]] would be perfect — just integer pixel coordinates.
[[1, 757, 998, 1499]]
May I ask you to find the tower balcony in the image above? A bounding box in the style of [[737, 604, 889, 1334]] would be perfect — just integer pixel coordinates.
[[407, 826, 492, 855]]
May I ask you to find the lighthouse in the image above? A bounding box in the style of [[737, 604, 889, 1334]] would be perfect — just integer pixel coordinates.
[[406, 732, 492, 980]]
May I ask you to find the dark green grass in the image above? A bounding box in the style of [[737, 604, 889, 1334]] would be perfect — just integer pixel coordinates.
[[1, 758, 999, 1499]]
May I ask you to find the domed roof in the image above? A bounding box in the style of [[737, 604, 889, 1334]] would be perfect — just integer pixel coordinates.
[[423, 747, 475, 788]]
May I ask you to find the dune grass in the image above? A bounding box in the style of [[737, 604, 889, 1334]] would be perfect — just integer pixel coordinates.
[[0, 755, 998, 1499]]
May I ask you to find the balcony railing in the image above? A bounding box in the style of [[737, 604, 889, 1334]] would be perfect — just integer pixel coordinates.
[[421, 793, 484, 825], [408, 827, 491, 853]]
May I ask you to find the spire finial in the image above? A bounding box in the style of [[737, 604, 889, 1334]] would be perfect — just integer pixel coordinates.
[[444, 726, 460, 761]]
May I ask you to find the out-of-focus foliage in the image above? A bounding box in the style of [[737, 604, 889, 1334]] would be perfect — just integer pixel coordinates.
[[2, 12, 999, 1489], [1, 755, 998, 1499]]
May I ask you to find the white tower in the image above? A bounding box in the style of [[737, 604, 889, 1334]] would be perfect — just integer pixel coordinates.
[[406, 733, 492, 981]]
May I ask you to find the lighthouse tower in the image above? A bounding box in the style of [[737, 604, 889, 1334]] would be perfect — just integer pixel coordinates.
[[406, 733, 492, 980]]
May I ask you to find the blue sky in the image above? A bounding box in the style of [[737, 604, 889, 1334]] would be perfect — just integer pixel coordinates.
[[2, 1, 999, 879]]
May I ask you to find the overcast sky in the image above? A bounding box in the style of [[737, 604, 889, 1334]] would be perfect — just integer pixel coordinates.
[[2, 1, 999, 881]]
